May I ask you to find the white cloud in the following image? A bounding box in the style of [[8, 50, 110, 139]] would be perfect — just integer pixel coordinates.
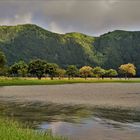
[[0, 13, 32, 26], [0, 0, 140, 36], [49, 22, 65, 34]]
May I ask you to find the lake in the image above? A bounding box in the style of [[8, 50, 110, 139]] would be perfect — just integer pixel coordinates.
[[0, 84, 140, 140], [0, 101, 140, 140]]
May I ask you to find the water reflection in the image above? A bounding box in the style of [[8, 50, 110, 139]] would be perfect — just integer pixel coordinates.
[[0, 101, 140, 140]]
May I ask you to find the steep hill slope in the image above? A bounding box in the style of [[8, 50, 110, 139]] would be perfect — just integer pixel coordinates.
[[0, 24, 96, 67], [0, 24, 140, 75], [93, 30, 140, 71]]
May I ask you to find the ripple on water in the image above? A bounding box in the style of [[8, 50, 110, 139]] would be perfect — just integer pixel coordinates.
[[0, 101, 140, 140]]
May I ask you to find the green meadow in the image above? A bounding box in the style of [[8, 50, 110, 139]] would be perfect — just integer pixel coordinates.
[[0, 77, 140, 86], [0, 117, 65, 140]]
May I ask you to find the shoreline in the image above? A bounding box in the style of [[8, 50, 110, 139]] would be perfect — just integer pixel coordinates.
[[1, 78, 140, 86]]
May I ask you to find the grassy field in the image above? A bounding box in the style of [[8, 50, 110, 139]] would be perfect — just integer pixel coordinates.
[[0, 77, 140, 86], [0, 117, 65, 140]]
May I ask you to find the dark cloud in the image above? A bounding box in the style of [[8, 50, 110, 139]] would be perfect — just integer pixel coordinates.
[[0, 0, 140, 36]]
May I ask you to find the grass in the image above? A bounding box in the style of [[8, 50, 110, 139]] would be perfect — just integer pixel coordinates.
[[0, 77, 140, 86], [0, 117, 65, 140]]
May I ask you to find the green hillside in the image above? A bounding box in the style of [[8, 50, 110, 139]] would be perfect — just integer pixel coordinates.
[[94, 30, 140, 72], [0, 24, 97, 67], [0, 24, 140, 75]]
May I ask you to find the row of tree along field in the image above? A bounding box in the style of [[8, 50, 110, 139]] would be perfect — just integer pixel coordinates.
[[0, 51, 136, 80]]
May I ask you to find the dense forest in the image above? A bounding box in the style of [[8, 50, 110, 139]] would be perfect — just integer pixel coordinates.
[[0, 24, 140, 75]]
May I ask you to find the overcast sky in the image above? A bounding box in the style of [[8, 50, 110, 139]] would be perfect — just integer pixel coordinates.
[[0, 0, 140, 36]]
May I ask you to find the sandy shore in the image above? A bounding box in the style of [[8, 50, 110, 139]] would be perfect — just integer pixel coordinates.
[[0, 83, 140, 108]]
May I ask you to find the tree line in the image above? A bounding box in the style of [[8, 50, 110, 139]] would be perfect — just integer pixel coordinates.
[[0, 51, 136, 80]]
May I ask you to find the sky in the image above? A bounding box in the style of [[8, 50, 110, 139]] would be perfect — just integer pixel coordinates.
[[0, 0, 140, 36]]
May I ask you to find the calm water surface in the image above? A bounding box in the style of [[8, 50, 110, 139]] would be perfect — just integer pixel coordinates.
[[0, 101, 140, 140]]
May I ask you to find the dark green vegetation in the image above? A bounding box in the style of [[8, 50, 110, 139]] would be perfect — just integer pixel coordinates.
[[28, 59, 46, 79], [0, 117, 65, 140], [0, 50, 137, 80], [0, 24, 140, 75], [0, 24, 94, 67], [66, 65, 79, 79], [0, 51, 137, 81], [0, 49, 137, 83], [0, 51, 6, 68]]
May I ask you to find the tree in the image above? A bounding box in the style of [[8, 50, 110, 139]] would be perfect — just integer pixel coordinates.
[[9, 62, 18, 77], [9, 61, 28, 77], [92, 67, 105, 79], [17, 61, 28, 77], [45, 63, 59, 80], [0, 66, 8, 76], [66, 65, 78, 79], [9, 63, 19, 76], [105, 69, 118, 79], [0, 51, 6, 68], [0, 51, 6, 76], [79, 66, 93, 80], [119, 63, 136, 79], [28, 59, 46, 79], [56, 68, 66, 79]]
